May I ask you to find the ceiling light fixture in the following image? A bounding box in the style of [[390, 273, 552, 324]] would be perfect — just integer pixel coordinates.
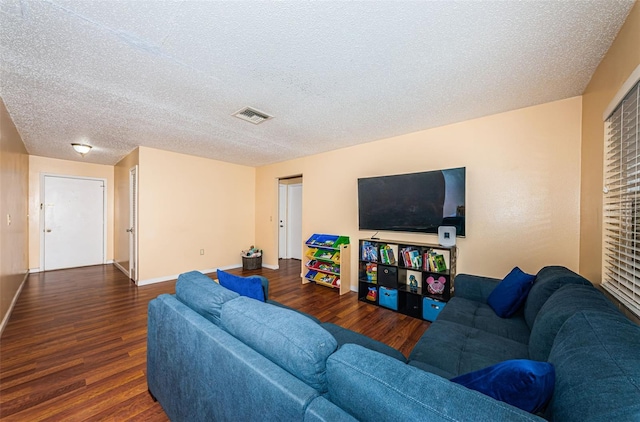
[[71, 143, 92, 156]]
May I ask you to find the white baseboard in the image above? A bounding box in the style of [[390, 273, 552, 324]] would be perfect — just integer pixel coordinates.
[[0, 270, 29, 336], [136, 264, 242, 286], [113, 261, 130, 277], [263, 263, 279, 270], [30, 260, 114, 273]]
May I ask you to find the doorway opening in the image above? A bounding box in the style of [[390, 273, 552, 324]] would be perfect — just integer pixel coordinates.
[[278, 175, 303, 262]]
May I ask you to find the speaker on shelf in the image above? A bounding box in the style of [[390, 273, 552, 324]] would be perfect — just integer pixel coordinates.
[[438, 226, 456, 247]]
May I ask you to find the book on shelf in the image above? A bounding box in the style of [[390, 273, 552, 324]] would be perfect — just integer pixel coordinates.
[[361, 242, 378, 262], [380, 245, 396, 265], [401, 248, 419, 267], [433, 254, 447, 272], [423, 251, 448, 272]]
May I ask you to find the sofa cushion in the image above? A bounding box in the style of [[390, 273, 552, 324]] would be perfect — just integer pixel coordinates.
[[546, 311, 640, 422], [175, 270, 239, 325], [408, 359, 456, 379], [328, 344, 544, 421], [528, 284, 619, 361], [523, 266, 592, 329], [220, 296, 337, 393], [437, 297, 530, 344], [409, 320, 529, 377], [217, 269, 265, 301], [487, 267, 535, 318], [320, 322, 406, 362], [451, 359, 555, 414], [267, 299, 321, 323]]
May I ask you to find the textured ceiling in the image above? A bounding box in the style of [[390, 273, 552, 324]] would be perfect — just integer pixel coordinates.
[[0, 0, 635, 167]]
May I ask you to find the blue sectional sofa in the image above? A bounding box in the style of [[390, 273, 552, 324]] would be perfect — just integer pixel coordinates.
[[147, 267, 640, 421]]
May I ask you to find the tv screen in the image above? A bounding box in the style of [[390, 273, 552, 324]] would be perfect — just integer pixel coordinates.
[[357, 167, 465, 236]]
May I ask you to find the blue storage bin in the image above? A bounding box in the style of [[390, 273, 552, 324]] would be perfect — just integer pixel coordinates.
[[423, 297, 446, 321], [379, 287, 398, 311]]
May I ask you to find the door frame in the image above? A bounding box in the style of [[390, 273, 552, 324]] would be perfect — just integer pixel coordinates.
[[129, 165, 139, 282], [39, 173, 108, 271], [277, 175, 303, 262]]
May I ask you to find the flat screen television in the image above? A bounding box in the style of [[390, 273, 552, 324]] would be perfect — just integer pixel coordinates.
[[357, 167, 466, 236]]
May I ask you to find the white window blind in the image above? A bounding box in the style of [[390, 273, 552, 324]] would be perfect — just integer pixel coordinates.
[[603, 80, 640, 318]]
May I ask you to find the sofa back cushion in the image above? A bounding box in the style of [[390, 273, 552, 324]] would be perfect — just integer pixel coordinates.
[[523, 266, 591, 329], [220, 296, 337, 393], [175, 270, 239, 325], [327, 344, 544, 421], [546, 311, 640, 421], [528, 284, 618, 361]]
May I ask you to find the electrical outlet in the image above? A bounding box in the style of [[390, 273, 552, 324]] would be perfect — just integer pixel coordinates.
[[6, 214, 11, 226], [200, 249, 204, 255]]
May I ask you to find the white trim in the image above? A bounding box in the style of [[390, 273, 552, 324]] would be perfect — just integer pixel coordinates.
[[136, 264, 242, 286], [603, 64, 640, 120], [39, 173, 108, 271], [0, 271, 29, 336], [113, 261, 130, 277], [129, 165, 139, 283], [263, 263, 279, 270], [29, 267, 41, 273]]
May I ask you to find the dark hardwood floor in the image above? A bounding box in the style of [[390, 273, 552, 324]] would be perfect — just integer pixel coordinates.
[[0, 260, 430, 420]]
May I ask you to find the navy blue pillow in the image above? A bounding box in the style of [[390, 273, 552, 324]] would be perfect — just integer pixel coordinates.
[[451, 359, 555, 414], [217, 269, 265, 302], [487, 266, 535, 318]]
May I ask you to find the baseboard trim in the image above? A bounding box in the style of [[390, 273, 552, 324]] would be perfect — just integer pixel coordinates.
[[113, 261, 130, 278], [136, 264, 242, 286], [0, 270, 29, 336], [263, 264, 279, 270]]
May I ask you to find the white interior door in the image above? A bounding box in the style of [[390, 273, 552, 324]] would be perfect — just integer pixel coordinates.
[[287, 183, 303, 260], [42, 175, 105, 271], [278, 183, 287, 259], [129, 166, 138, 282]]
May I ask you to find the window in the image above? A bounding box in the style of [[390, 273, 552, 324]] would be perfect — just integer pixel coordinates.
[[603, 80, 640, 318]]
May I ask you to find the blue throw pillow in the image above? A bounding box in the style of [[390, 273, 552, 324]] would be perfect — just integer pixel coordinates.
[[451, 359, 555, 414], [487, 266, 535, 318], [217, 269, 265, 302]]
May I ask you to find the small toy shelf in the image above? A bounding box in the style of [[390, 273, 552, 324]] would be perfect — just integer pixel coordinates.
[[358, 238, 457, 321], [303, 234, 351, 295]]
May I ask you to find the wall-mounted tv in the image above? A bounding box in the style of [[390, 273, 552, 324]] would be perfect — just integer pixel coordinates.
[[357, 167, 466, 236]]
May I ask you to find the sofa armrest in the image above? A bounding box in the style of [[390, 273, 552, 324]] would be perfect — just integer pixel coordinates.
[[327, 344, 544, 422], [455, 273, 501, 303]]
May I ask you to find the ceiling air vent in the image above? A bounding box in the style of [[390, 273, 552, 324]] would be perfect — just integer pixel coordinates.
[[232, 107, 273, 125]]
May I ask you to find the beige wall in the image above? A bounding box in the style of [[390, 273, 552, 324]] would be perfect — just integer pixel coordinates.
[[256, 97, 583, 289], [114, 148, 139, 275], [0, 97, 29, 329], [28, 156, 115, 270], [136, 147, 256, 283], [580, 2, 640, 284]]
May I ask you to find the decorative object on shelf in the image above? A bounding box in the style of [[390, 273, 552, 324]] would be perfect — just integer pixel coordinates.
[[358, 238, 457, 321], [366, 287, 378, 301], [427, 276, 446, 295], [241, 245, 262, 270], [409, 275, 418, 292], [438, 226, 457, 247], [303, 234, 350, 295]]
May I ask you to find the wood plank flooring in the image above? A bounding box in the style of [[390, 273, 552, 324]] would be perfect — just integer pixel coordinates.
[[0, 260, 429, 420]]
